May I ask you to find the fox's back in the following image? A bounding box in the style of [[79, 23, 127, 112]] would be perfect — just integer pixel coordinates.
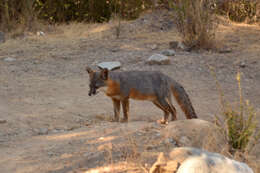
[[109, 71, 172, 97]]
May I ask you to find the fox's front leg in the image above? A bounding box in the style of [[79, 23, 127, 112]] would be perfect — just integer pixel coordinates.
[[122, 98, 129, 122], [112, 98, 120, 122]]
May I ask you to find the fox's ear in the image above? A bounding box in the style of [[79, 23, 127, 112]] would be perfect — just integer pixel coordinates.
[[100, 68, 109, 80], [86, 66, 93, 74]]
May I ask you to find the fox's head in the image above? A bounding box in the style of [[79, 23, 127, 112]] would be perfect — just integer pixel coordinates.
[[86, 66, 109, 96]]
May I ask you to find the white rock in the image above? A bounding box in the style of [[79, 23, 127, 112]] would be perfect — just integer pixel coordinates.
[[97, 61, 121, 70], [146, 54, 170, 65], [177, 148, 254, 173], [36, 31, 45, 36], [150, 147, 254, 173]]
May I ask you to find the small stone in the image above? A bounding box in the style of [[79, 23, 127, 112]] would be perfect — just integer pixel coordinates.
[[36, 31, 45, 36], [155, 133, 161, 137], [110, 48, 119, 52], [0, 31, 5, 44], [150, 44, 158, 50], [0, 119, 7, 124], [136, 132, 142, 136], [38, 128, 48, 135], [164, 138, 176, 145], [97, 61, 121, 71], [239, 61, 246, 68], [48, 151, 54, 157], [169, 41, 178, 49], [219, 48, 232, 54], [4, 57, 16, 62], [169, 41, 187, 50], [177, 42, 186, 50], [146, 54, 170, 65], [161, 49, 176, 56]]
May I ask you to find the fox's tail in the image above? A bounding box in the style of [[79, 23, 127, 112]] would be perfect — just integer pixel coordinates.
[[170, 80, 198, 119]]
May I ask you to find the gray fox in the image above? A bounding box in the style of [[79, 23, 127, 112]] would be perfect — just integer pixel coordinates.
[[86, 67, 198, 124]]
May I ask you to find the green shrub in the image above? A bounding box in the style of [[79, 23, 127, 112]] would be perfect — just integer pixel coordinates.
[[211, 68, 260, 154]]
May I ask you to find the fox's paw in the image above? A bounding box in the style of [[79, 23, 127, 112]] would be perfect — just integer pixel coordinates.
[[111, 118, 120, 122], [157, 119, 168, 125]]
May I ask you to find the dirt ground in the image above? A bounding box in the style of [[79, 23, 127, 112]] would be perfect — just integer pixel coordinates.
[[0, 10, 260, 173]]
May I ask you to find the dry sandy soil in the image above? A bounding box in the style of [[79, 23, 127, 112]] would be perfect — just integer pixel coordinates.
[[0, 10, 260, 172]]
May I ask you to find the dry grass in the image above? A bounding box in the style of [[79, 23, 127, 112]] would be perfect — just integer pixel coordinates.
[[207, 68, 260, 173], [170, 0, 218, 50]]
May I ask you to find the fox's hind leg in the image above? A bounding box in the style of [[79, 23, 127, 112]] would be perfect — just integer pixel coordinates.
[[112, 98, 120, 122], [153, 100, 170, 124], [166, 96, 177, 121], [122, 98, 129, 122]]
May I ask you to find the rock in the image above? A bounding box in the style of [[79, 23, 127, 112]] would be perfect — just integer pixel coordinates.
[[169, 41, 178, 49], [36, 31, 45, 36], [97, 61, 121, 71], [219, 48, 232, 54], [4, 57, 16, 62], [239, 61, 246, 68], [37, 128, 49, 135], [150, 147, 254, 173], [162, 119, 228, 153], [161, 49, 176, 56], [177, 42, 186, 50], [146, 54, 170, 65], [150, 44, 158, 50], [110, 48, 119, 52], [0, 119, 7, 124], [0, 31, 5, 44], [169, 41, 186, 50], [164, 138, 176, 145]]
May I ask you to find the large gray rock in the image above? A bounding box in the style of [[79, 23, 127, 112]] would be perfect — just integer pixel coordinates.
[[0, 31, 5, 44], [146, 54, 170, 65], [97, 61, 121, 70], [150, 147, 254, 173]]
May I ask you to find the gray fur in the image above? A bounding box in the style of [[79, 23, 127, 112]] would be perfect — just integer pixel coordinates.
[[108, 71, 171, 98], [87, 68, 198, 122]]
